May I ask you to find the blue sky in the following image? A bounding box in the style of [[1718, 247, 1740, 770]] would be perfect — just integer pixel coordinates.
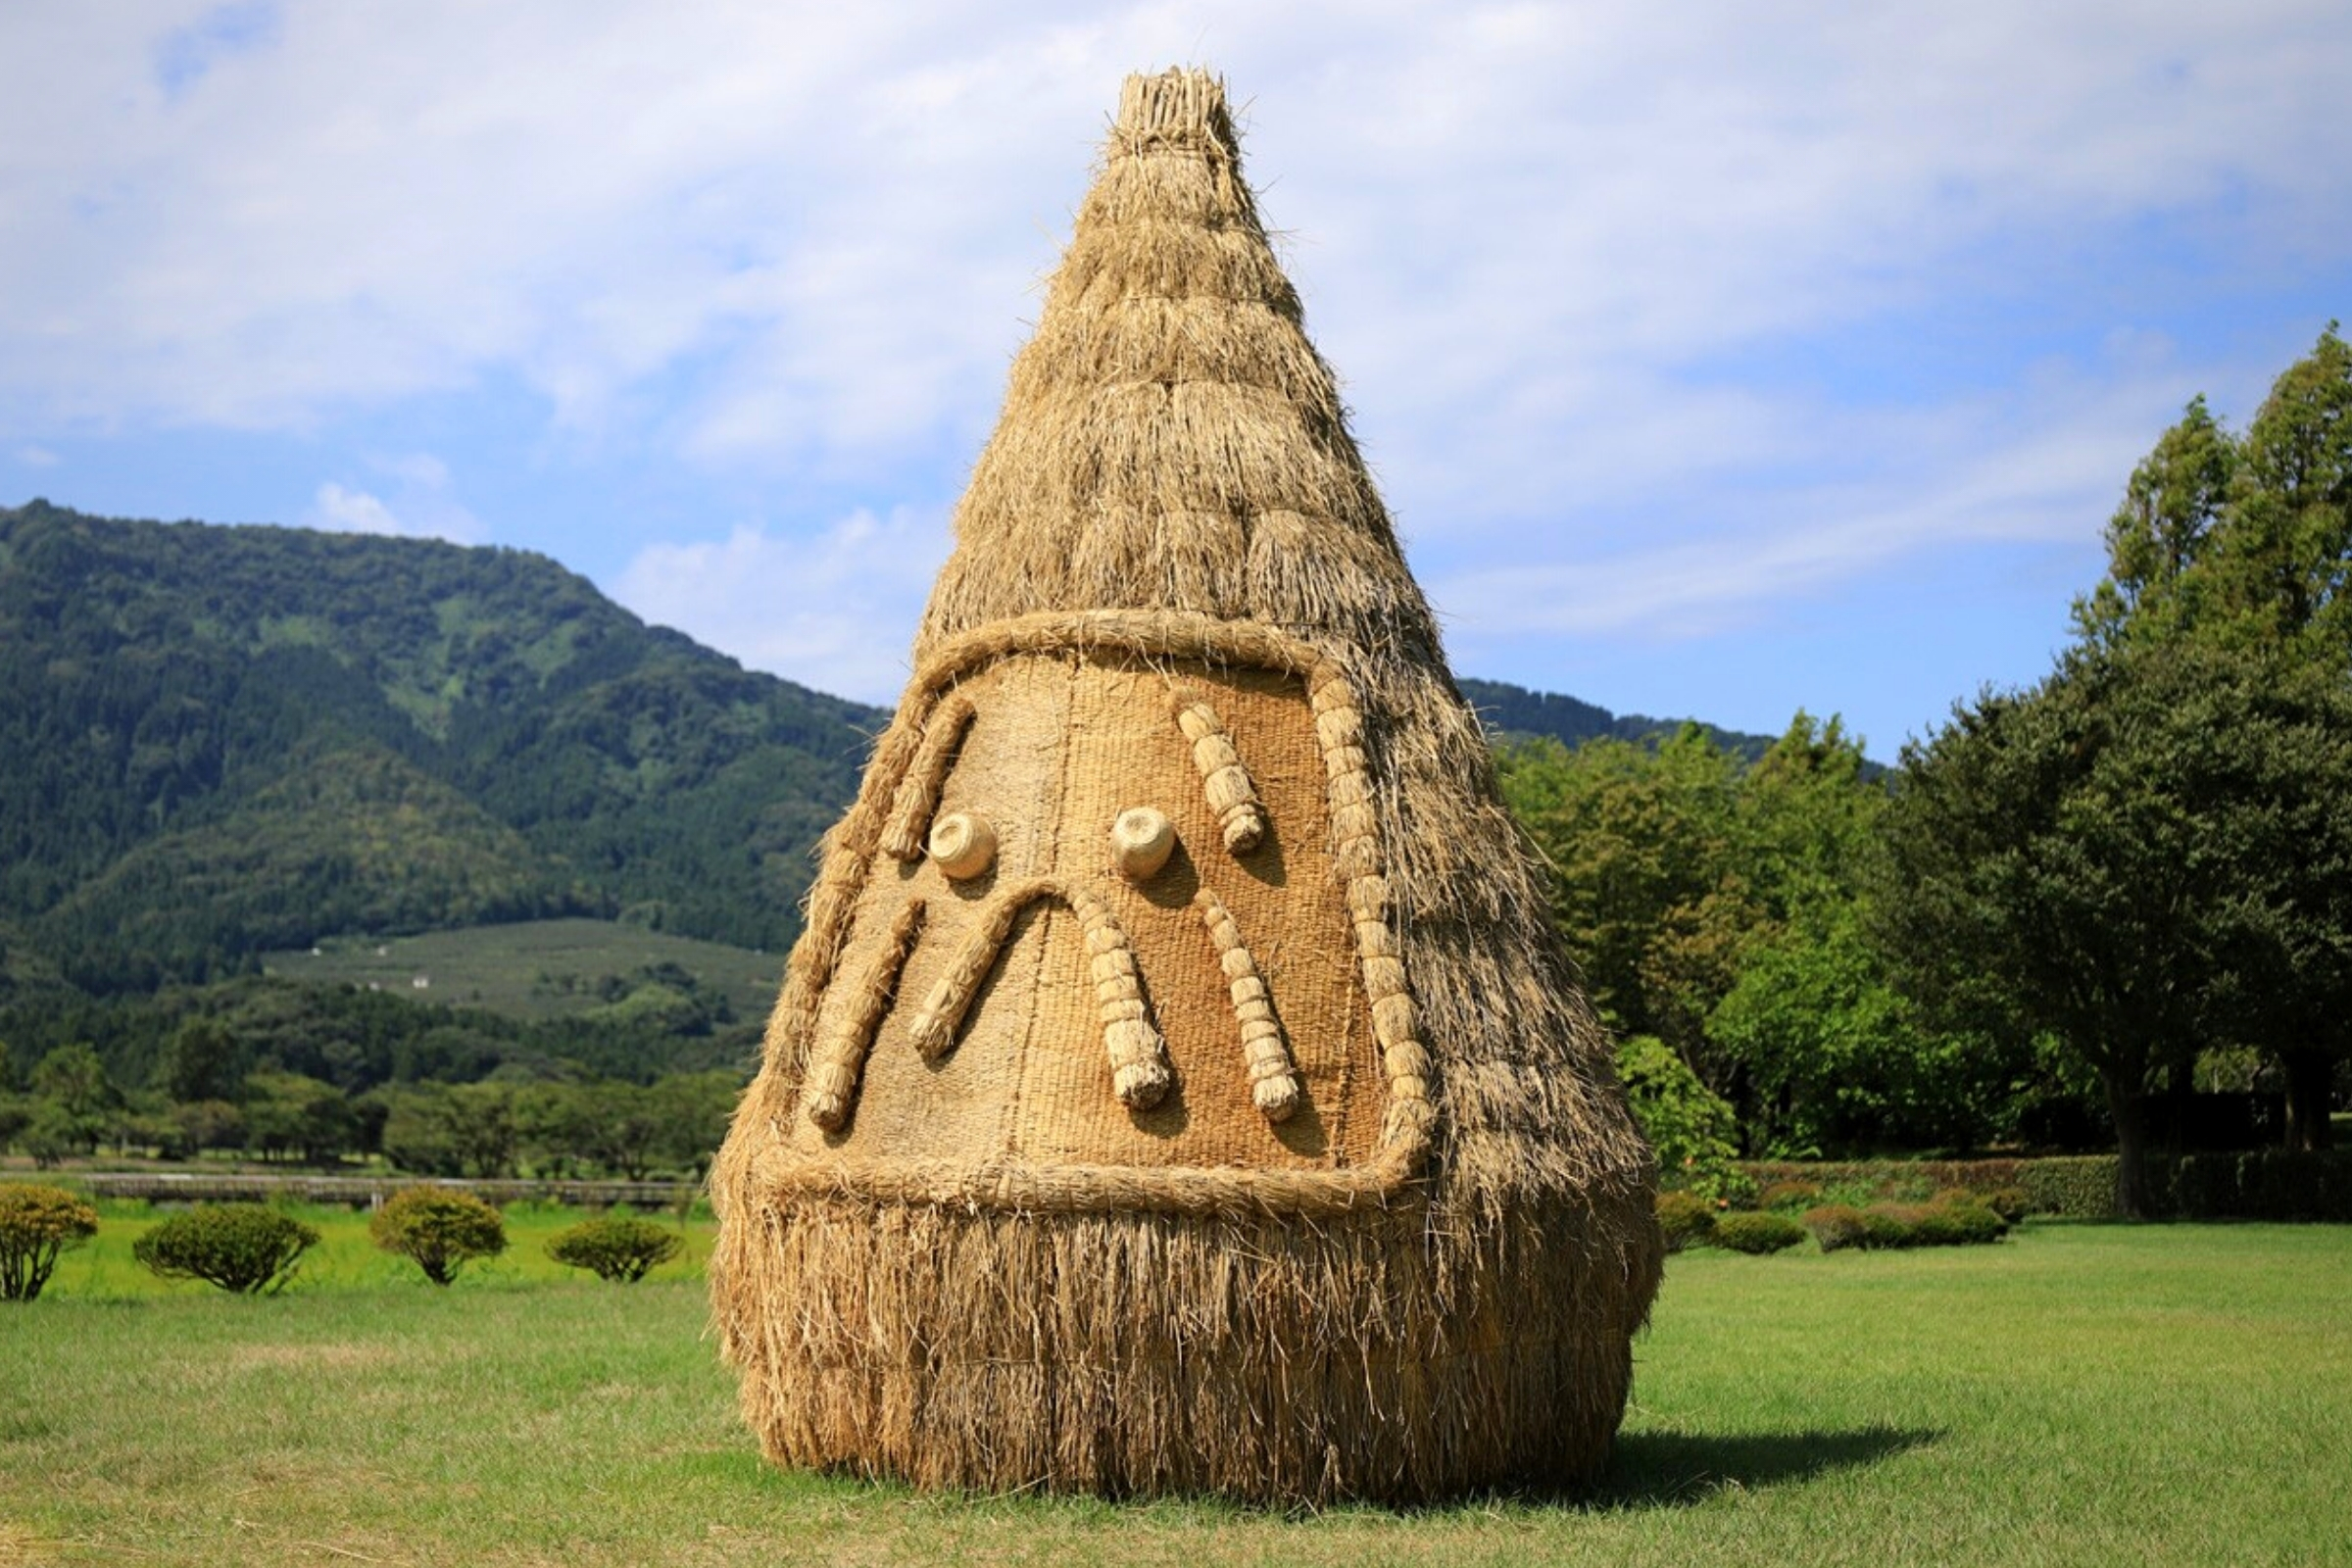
[[4, 2, 2348, 759]]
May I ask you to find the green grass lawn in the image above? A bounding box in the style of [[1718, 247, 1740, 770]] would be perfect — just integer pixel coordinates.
[[4, 1221, 2348, 1566]]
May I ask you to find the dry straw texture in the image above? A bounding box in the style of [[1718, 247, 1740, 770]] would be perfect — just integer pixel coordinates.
[[710, 66, 1661, 1504]]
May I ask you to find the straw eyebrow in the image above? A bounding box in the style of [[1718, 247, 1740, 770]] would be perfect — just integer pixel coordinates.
[[1172, 691, 1266, 854], [906, 875, 1172, 1111], [882, 692, 977, 861], [800, 899, 927, 1132]]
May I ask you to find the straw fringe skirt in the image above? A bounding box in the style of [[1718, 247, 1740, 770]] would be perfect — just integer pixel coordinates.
[[711, 1191, 1650, 1503]]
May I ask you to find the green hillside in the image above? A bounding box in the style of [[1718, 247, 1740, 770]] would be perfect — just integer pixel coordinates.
[[0, 499, 880, 992]]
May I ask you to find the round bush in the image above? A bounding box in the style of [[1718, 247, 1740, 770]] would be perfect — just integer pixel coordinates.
[[1801, 1202, 1869, 1253], [547, 1214, 683, 1284], [0, 1183, 100, 1302], [1912, 1200, 2008, 1247], [369, 1187, 509, 1286], [1712, 1210, 1807, 1254], [133, 1203, 318, 1294], [1982, 1187, 2033, 1225], [1654, 1190, 1718, 1253], [1860, 1203, 1928, 1249]]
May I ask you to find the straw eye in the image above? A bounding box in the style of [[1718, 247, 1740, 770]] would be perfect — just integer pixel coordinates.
[[1110, 806, 1176, 880], [928, 811, 997, 880]]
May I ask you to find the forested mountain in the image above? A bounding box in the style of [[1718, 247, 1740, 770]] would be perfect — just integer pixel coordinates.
[[1458, 676, 1778, 760], [0, 499, 1779, 1005], [0, 500, 881, 993]]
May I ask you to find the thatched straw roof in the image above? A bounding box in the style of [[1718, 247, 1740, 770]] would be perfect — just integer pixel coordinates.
[[710, 67, 1661, 1504]]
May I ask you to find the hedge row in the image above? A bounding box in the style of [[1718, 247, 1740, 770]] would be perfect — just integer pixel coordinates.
[[1746, 1152, 2352, 1221]]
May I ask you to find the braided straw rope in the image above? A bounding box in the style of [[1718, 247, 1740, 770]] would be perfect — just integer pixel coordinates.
[[905, 874, 1173, 1111], [1173, 695, 1267, 853], [1195, 886, 1299, 1120], [799, 899, 926, 1132], [881, 692, 976, 861], [753, 1142, 1416, 1219]]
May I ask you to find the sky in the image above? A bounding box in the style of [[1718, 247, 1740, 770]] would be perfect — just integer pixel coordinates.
[[4, 3, 2349, 760]]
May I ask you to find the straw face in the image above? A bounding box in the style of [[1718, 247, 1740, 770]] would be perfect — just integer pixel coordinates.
[[764, 621, 1410, 1195], [710, 67, 1662, 1504]]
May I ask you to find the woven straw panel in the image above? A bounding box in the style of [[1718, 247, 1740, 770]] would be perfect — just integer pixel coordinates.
[[780, 649, 1383, 1174]]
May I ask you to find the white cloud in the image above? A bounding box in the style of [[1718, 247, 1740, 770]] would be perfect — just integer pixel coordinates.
[[1429, 364, 2180, 641], [302, 451, 482, 543], [14, 445, 57, 467], [307, 482, 404, 535], [0, 0, 2346, 662], [610, 508, 951, 704]]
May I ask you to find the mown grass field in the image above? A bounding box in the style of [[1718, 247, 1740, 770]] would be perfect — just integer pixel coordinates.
[[257, 917, 785, 1022], [4, 1217, 2349, 1567]]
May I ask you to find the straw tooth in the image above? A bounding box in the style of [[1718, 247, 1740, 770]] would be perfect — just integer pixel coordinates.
[[711, 66, 1662, 1507]]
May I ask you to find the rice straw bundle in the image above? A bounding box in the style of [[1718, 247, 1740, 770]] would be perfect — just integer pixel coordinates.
[[710, 67, 1661, 1504]]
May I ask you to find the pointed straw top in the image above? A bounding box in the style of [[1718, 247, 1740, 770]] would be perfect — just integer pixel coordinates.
[[917, 68, 1442, 667]]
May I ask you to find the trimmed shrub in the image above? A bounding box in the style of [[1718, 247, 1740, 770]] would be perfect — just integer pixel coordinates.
[[1860, 1203, 1928, 1250], [2160, 1150, 2352, 1222], [133, 1203, 318, 1294], [1757, 1180, 1822, 1214], [1981, 1187, 2032, 1225], [1849, 1199, 2007, 1250], [1744, 1158, 2030, 1202], [1802, 1203, 1869, 1253], [2018, 1156, 2118, 1218], [369, 1187, 508, 1286], [546, 1214, 683, 1284], [1654, 1190, 1718, 1254], [1747, 1152, 2352, 1225], [0, 1183, 100, 1302], [1712, 1210, 1806, 1254], [1912, 1201, 2007, 1246]]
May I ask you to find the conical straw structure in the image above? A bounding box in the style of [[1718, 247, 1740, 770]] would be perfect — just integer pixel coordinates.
[[710, 68, 1661, 1504]]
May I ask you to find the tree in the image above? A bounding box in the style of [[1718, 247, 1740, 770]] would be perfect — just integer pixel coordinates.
[[2068, 325, 2352, 1146], [650, 1070, 744, 1179], [375, 1083, 518, 1178], [1497, 727, 1754, 1081], [1500, 714, 1996, 1155], [29, 1044, 115, 1128], [581, 1081, 667, 1181], [0, 1183, 99, 1301], [1611, 1036, 1742, 1200], [369, 1187, 508, 1286], [1879, 640, 2352, 1214], [157, 1018, 242, 1104], [242, 1072, 359, 1164]]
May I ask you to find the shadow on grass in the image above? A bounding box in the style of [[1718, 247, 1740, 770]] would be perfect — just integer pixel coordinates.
[[1576, 1425, 1942, 1509], [682, 1426, 1943, 1521]]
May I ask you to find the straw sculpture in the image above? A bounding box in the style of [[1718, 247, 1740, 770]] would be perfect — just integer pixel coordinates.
[[710, 67, 1662, 1503]]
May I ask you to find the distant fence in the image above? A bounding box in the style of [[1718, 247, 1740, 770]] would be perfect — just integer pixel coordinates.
[[76, 1172, 701, 1209]]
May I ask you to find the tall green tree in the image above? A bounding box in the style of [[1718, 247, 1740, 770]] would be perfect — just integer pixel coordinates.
[[2067, 324, 2352, 1146], [1880, 640, 2352, 1213]]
